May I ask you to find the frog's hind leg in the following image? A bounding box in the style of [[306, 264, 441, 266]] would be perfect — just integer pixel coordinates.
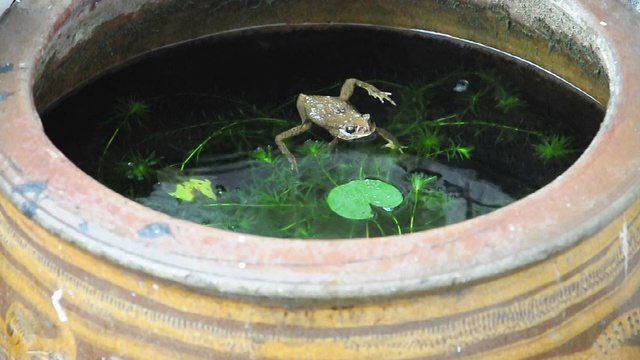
[[275, 121, 313, 173]]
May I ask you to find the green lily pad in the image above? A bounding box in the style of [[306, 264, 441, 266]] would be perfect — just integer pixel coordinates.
[[327, 179, 403, 220]]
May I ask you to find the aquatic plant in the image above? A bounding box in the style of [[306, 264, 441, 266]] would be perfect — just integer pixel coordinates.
[[143, 75, 543, 237], [475, 71, 525, 113], [118, 151, 160, 182], [533, 134, 576, 163], [408, 172, 439, 233], [180, 115, 289, 170], [112, 96, 152, 128], [327, 179, 403, 220], [411, 127, 446, 158], [447, 142, 474, 160], [383, 69, 569, 173], [250, 145, 274, 163], [297, 140, 330, 159], [296, 141, 339, 185], [99, 97, 152, 176], [111, 150, 161, 198], [96, 72, 581, 239], [494, 87, 524, 113]]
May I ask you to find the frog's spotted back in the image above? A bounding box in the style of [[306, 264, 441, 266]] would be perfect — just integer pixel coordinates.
[[275, 79, 400, 173]]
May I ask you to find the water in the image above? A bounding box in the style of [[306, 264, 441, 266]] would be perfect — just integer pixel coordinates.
[[41, 24, 604, 239]]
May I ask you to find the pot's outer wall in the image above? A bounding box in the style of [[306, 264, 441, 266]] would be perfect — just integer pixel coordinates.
[[2, 0, 640, 358]]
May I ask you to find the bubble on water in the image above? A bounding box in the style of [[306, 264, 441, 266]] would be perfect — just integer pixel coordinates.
[[453, 79, 469, 92]]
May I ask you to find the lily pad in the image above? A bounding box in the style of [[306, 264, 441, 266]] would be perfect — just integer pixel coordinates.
[[327, 179, 403, 220]]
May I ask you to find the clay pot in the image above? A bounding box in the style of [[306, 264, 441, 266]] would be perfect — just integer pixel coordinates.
[[1, 0, 639, 358]]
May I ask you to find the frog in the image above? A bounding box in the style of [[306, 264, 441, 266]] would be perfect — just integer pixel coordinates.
[[275, 78, 403, 173]]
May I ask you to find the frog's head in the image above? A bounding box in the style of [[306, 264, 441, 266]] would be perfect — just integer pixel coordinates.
[[335, 113, 376, 140]]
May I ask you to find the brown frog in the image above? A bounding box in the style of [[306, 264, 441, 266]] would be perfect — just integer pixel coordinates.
[[275, 78, 403, 172]]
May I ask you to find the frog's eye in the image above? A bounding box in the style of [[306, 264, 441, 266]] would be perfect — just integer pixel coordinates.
[[344, 125, 357, 134]]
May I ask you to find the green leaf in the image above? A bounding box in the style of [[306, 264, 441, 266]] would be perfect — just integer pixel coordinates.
[[169, 178, 217, 202], [327, 179, 404, 220]]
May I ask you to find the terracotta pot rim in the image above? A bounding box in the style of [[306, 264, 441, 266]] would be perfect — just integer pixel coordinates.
[[1, 0, 639, 299]]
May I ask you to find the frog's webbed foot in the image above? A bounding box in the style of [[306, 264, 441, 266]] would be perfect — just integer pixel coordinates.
[[356, 80, 396, 105], [341, 78, 397, 106], [375, 127, 404, 153], [382, 140, 407, 153], [366, 88, 397, 106]]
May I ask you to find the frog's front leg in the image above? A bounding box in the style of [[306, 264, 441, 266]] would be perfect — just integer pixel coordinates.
[[375, 127, 406, 153], [328, 137, 341, 152], [339, 78, 396, 106], [275, 121, 313, 173]]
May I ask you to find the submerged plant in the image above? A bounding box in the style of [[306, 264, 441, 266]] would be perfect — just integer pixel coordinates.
[[474, 71, 525, 113], [443, 141, 474, 161], [408, 172, 438, 232], [494, 87, 524, 113], [102, 71, 581, 239], [118, 151, 161, 182], [99, 97, 152, 176], [298, 140, 330, 159], [533, 134, 576, 163], [180, 116, 289, 170], [384, 70, 534, 166], [109, 151, 162, 198], [412, 127, 446, 158], [250, 145, 274, 163], [111, 96, 152, 128]]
